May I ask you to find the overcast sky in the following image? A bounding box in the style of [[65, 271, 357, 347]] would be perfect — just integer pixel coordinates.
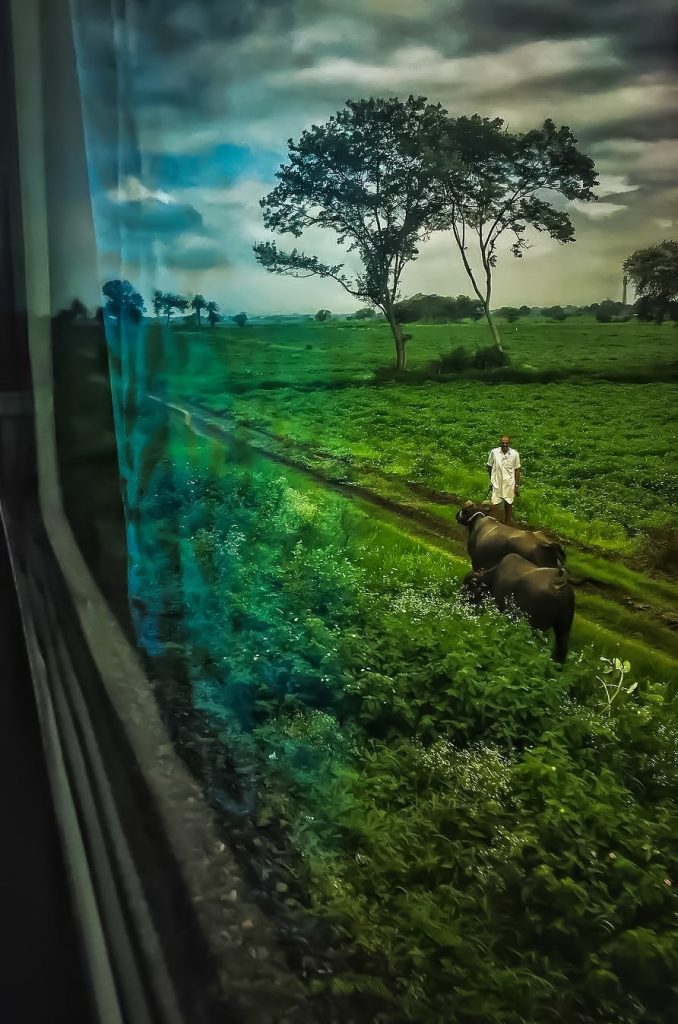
[[68, 0, 677, 313]]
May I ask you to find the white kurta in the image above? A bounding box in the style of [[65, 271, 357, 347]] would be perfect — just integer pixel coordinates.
[[487, 447, 521, 504]]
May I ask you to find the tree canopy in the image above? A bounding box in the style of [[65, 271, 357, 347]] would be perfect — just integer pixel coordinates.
[[254, 95, 449, 369], [206, 300, 220, 327], [423, 115, 598, 349], [624, 241, 678, 322], [394, 293, 483, 324], [191, 293, 207, 326], [102, 279, 145, 323]]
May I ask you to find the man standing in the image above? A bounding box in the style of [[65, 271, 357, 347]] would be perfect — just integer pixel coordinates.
[[487, 435, 521, 524]]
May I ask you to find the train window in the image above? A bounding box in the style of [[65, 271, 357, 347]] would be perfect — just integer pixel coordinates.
[[7, 0, 678, 1021]]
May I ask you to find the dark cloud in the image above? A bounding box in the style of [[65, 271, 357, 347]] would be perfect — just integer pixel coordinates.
[[98, 195, 204, 236], [580, 109, 678, 145], [456, 0, 677, 73], [164, 242, 230, 270]]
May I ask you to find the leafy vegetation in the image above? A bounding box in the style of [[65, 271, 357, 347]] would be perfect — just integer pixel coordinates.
[[136, 430, 678, 1023]]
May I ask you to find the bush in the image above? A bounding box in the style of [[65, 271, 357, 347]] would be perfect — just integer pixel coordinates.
[[596, 310, 613, 323], [638, 526, 678, 576], [473, 344, 511, 370], [394, 293, 483, 323], [435, 345, 474, 373], [542, 305, 569, 321], [431, 345, 510, 375], [496, 306, 521, 323]]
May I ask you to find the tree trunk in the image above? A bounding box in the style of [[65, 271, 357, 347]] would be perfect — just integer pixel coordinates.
[[384, 305, 407, 370], [483, 304, 503, 352]]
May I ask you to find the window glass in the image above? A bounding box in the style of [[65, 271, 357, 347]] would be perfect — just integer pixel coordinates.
[[16, 0, 678, 1020]]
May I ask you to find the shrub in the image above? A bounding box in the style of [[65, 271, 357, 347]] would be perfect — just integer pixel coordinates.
[[473, 344, 511, 370], [435, 345, 474, 373], [595, 310, 613, 323], [394, 293, 483, 323], [638, 526, 678, 576], [542, 305, 568, 321]]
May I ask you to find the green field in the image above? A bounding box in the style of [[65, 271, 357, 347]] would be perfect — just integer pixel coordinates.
[[124, 314, 678, 1021], [169, 316, 678, 558], [132, 404, 678, 1023]]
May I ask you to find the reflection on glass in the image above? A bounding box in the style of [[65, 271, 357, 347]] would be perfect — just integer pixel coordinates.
[[28, 0, 678, 1019]]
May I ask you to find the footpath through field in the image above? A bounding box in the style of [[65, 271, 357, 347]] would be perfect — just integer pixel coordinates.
[[149, 393, 678, 680]]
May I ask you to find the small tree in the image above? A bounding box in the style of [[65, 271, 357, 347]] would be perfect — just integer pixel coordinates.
[[232, 312, 248, 328], [624, 241, 678, 323], [159, 292, 188, 325], [152, 290, 164, 318], [191, 294, 207, 326], [102, 279, 145, 323], [206, 300, 220, 327], [425, 115, 597, 351], [315, 309, 331, 322], [254, 96, 449, 370], [353, 307, 376, 320]]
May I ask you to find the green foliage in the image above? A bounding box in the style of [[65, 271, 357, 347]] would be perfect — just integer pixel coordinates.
[[434, 345, 474, 373], [253, 95, 452, 366], [315, 309, 332, 322], [206, 299, 220, 326], [473, 344, 510, 370], [137, 438, 678, 1022], [394, 294, 483, 324], [625, 240, 678, 319], [232, 311, 248, 327], [542, 304, 569, 321], [102, 279, 145, 322]]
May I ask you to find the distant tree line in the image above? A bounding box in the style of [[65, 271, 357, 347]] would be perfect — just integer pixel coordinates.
[[98, 280, 251, 328], [394, 294, 485, 324]]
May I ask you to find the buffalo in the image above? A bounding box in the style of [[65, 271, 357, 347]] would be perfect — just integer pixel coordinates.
[[462, 553, 575, 662], [456, 501, 565, 571]]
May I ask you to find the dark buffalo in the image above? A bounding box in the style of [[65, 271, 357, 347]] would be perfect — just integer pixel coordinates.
[[462, 553, 575, 662], [456, 502, 565, 571]]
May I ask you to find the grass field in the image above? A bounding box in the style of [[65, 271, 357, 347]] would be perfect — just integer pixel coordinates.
[[163, 316, 678, 560], [130, 402, 678, 1023], [116, 313, 678, 1021]]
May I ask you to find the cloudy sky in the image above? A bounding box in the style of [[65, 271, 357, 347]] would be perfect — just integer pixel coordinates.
[[68, 0, 677, 313]]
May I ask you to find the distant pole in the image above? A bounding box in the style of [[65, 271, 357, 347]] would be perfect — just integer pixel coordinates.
[[622, 273, 628, 306]]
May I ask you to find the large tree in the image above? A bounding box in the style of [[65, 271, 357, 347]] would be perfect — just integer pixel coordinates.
[[425, 116, 597, 351], [253, 96, 449, 370], [624, 240, 678, 322], [102, 279, 145, 323]]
